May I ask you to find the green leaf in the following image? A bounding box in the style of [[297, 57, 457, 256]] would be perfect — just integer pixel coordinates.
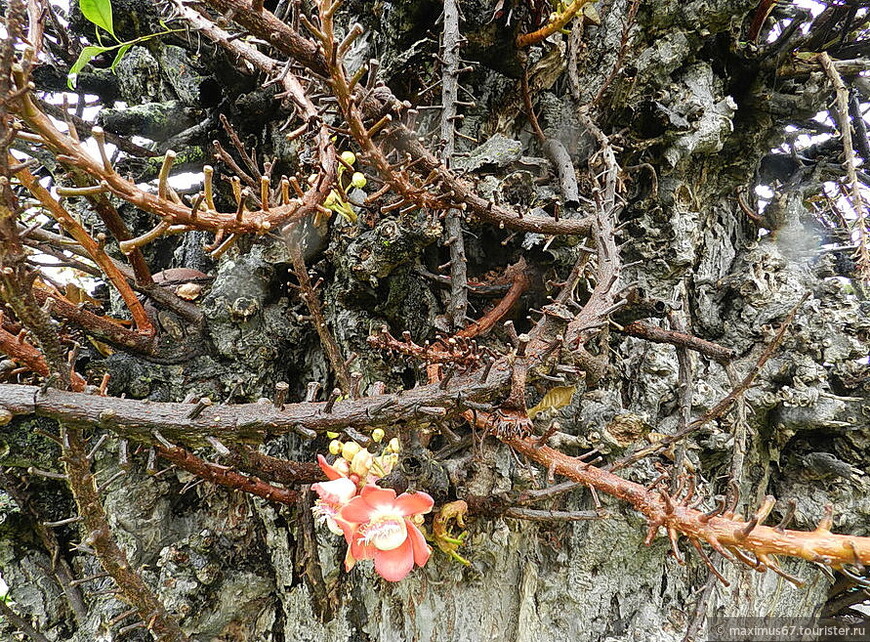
[[79, 0, 115, 38], [67, 45, 112, 88], [110, 42, 133, 72]]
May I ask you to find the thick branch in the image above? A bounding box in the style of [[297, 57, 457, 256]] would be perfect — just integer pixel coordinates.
[[62, 428, 189, 642], [0, 369, 511, 445], [506, 437, 870, 569]]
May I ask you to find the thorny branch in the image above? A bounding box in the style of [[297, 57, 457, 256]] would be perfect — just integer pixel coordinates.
[[819, 52, 870, 278], [506, 438, 870, 572], [440, 0, 469, 330], [62, 427, 190, 642]]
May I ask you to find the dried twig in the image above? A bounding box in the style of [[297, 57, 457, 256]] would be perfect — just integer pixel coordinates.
[[440, 0, 469, 330], [819, 52, 870, 278], [622, 320, 735, 363], [157, 445, 298, 505], [611, 293, 809, 470]]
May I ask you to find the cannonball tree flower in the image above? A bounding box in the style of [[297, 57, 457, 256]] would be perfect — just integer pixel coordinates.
[[338, 484, 434, 582], [311, 477, 358, 535], [317, 453, 353, 481]]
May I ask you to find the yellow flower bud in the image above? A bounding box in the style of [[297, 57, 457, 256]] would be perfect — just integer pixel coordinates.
[[371, 428, 385, 443], [326, 431, 340, 439], [328, 440, 342, 455], [340, 151, 357, 166], [387, 437, 401, 453], [350, 449, 373, 477], [342, 441, 362, 461], [351, 171, 367, 188], [333, 458, 351, 476]]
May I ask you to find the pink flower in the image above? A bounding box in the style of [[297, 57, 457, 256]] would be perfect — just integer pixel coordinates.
[[338, 484, 434, 581], [318, 453, 352, 481], [311, 477, 357, 535]]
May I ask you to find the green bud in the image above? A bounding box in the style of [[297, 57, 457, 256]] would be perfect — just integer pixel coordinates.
[[351, 172, 367, 188]]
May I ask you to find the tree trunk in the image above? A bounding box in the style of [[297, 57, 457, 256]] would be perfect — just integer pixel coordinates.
[[1, 1, 868, 641]]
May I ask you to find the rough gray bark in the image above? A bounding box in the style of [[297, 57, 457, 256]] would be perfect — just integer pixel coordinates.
[[1, 1, 869, 641]]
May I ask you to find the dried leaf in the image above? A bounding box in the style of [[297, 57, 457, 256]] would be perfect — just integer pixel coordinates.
[[528, 385, 576, 419]]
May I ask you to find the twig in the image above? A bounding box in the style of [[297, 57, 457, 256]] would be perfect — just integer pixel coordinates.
[[622, 320, 735, 363], [506, 436, 870, 568], [819, 52, 870, 278], [516, 0, 594, 48], [504, 507, 602, 521], [15, 164, 154, 334], [611, 293, 810, 471], [157, 445, 298, 505], [288, 240, 351, 393], [0, 601, 52, 642], [62, 427, 190, 642], [440, 0, 468, 330]]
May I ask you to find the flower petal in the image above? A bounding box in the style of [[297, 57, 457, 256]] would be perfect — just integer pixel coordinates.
[[350, 530, 374, 561], [335, 517, 358, 544], [373, 536, 415, 582], [339, 495, 377, 524], [359, 484, 399, 512], [406, 520, 431, 568], [311, 477, 357, 505], [317, 454, 345, 480], [343, 545, 357, 572], [325, 517, 344, 536], [394, 491, 434, 517]]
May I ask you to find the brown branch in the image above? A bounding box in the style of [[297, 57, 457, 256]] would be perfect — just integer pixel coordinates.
[[62, 427, 190, 642], [440, 0, 468, 330], [505, 436, 870, 569], [621, 320, 735, 363], [19, 224, 200, 324], [177, 6, 349, 389], [156, 445, 298, 505], [0, 468, 88, 626], [14, 163, 154, 334], [288, 241, 351, 393], [387, 126, 596, 236], [516, 0, 594, 48], [819, 52, 870, 278], [30, 287, 156, 355], [35, 98, 158, 159], [369, 326, 488, 369], [8, 68, 321, 236], [79, 188, 154, 287], [457, 260, 530, 340], [0, 367, 511, 445], [197, 0, 595, 237], [223, 445, 325, 485], [0, 322, 51, 378], [0, 601, 52, 642]]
